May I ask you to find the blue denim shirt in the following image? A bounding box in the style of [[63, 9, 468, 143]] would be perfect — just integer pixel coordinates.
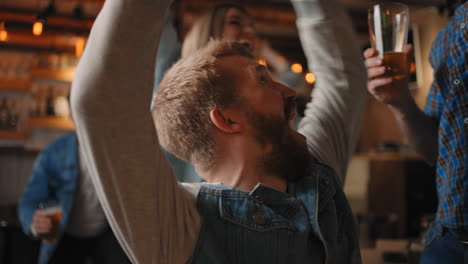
[[18, 132, 79, 264], [191, 162, 360, 264]]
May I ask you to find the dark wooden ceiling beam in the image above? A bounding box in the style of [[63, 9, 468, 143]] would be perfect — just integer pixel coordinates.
[[0, 8, 94, 32], [0, 31, 76, 53]]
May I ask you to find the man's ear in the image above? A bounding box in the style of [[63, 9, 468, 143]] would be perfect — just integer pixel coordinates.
[[210, 108, 242, 133]]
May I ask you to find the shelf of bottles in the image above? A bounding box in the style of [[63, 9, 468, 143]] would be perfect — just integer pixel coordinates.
[[29, 82, 74, 130], [0, 96, 27, 139], [0, 50, 77, 143]]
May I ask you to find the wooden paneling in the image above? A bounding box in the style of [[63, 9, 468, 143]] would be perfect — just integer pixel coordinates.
[[358, 98, 406, 153], [368, 161, 406, 237]]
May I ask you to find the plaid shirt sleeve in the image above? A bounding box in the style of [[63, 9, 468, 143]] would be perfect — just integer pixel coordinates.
[[421, 3, 468, 233], [424, 27, 448, 120]]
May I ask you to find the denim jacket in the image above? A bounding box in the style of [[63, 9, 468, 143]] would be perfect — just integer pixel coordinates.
[[18, 132, 79, 264], [191, 162, 360, 264]]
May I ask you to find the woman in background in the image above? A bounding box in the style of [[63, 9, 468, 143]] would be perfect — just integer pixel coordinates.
[[182, 4, 293, 80]]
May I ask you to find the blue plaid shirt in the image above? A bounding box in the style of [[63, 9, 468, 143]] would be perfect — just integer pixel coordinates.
[[424, 2, 468, 239]]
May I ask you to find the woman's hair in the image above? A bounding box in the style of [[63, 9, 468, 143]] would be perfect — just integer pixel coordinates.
[[181, 4, 249, 58]]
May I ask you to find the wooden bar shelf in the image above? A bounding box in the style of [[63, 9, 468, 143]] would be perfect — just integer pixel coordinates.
[[28, 116, 75, 131], [0, 130, 28, 140], [0, 79, 31, 92], [31, 68, 76, 83]]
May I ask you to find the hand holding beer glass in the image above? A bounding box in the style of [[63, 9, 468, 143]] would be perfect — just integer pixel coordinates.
[[366, 3, 411, 106], [32, 201, 63, 243]]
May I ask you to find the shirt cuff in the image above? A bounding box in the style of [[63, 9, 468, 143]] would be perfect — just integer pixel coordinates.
[[30, 224, 39, 237]]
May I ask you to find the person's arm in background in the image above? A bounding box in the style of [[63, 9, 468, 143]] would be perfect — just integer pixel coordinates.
[[258, 39, 305, 89], [151, 12, 181, 110], [18, 150, 52, 239], [293, 0, 368, 183], [364, 48, 438, 165], [70, 0, 201, 263]]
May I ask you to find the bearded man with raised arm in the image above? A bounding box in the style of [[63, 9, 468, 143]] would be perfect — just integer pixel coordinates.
[[70, 0, 367, 263]]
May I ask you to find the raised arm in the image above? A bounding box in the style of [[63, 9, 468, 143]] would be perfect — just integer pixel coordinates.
[[70, 0, 200, 263], [294, 0, 367, 182], [364, 47, 439, 165]]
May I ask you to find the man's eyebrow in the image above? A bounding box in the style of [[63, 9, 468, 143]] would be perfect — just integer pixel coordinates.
[[255, 64, 268, 75], [247, 63, 268, 79]]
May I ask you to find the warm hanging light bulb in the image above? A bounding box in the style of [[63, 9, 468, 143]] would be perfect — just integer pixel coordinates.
[[258, 59, 267, 67], [33, 0, 55, 36], [0, 21, 7, 42], [75, 37, 86, 57], [305, 72, 316, 84], [33, 21, 44, 36], [291, 63, 303, 73], [0, 30, 7, 42]]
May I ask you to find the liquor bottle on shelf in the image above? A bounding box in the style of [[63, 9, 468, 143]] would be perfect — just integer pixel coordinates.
[[0, 97, 9, 129], [37, 84, 47, 117], [7, 98, 19, 130], [46, 86, 55, 116], [30, 84, 40, 117]]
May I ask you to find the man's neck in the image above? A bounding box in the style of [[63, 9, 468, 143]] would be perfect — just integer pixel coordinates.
[[199, 150, 287, 193]]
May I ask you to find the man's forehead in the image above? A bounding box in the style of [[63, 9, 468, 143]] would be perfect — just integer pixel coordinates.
[[218, 55, 267, 72], [217, 54, 253, 65], [216, 55, 257, 75]]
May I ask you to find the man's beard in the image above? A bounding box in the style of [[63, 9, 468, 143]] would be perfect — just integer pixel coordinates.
[[247, 109, 312, 182]]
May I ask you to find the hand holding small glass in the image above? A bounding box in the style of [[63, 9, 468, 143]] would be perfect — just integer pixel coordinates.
[[32, 203, 62, 243]]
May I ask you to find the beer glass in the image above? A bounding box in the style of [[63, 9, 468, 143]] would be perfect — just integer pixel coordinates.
[[368, 3, 409, 81], [39, 201, 63, 241]]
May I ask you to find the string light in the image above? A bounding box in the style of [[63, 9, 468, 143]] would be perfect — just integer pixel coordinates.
[[32, 21, 44, 36], [0, 21, 7, 42], [75, 37, 86, 57], [305, 72, 316, 84], [258, 59, 267, 67], [291, 63, 303, 73], [33, 0, 56, 36]]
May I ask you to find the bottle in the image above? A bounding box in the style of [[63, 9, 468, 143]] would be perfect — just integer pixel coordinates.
[[46, 86, 55, 116], [30, 83, 39, 117], [8, 99, 19, 130], [37, 85, 47, 117], [0, 97, 9, 129]]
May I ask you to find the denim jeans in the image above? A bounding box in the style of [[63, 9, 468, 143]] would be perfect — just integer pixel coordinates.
[[420, 229, 467, 264]]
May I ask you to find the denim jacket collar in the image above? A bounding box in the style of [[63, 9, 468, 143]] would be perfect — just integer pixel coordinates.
[[249, 183, 303, 221]]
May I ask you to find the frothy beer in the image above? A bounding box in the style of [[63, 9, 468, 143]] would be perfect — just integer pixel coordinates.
[[42, 206, 62, 241]]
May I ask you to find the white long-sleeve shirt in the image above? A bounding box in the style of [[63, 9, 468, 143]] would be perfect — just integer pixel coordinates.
[[70, 0, 367, 263]]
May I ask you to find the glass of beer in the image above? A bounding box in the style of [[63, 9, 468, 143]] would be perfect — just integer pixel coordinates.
[[39, 201, 63, 242], [368, 3, 409, 81]]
